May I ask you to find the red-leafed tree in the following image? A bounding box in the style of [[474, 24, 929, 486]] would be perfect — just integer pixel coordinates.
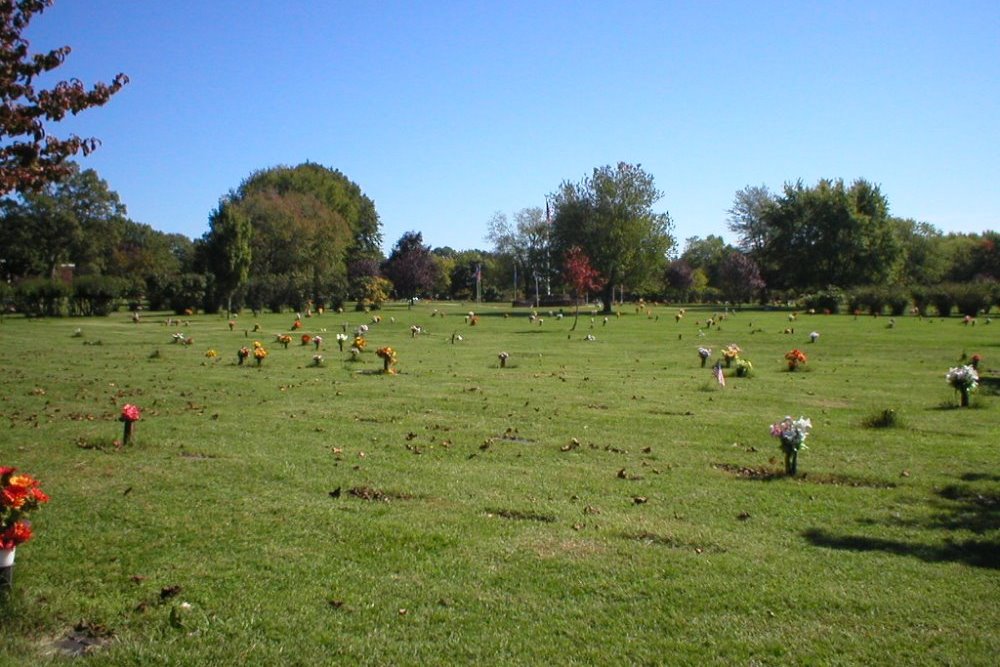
[[563, 245, 604, 331], [0, 0, 128, 194]]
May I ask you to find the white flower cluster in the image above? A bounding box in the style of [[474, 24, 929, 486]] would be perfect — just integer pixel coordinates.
[[770, 416, 812, 449], [946, 365, 979, 391]]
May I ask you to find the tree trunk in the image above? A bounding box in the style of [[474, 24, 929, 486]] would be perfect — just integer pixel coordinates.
[[601, 283, 615, 314]]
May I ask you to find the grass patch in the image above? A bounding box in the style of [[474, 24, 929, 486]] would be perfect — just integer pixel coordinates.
[[0, 303, 997, 664]]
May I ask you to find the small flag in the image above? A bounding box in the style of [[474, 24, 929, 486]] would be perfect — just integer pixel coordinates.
[[713, 362, 726, 387]]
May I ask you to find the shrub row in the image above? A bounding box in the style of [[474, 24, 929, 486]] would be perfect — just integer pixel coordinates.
[[799, 282, 998, 317]]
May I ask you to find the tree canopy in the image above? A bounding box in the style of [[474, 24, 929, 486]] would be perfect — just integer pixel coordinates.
[[550, 163, 674, 312], [756, 178, 901, 291], [202, 163, 381, 312], [0, 0, 128, 194], [0, 162, 126, 277], [382, 231, 438, 299]]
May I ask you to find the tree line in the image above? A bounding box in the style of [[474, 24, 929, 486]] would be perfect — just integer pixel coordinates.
[[1, 160, 997, 317]]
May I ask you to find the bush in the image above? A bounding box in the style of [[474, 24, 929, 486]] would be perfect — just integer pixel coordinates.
[[929, 287, 955, 317], [951, 281, 994, 317], [884, 286, 911, 316], [71, 275, 125, 316], [848, 287, 887, 315], [0, 281, 12, 314], [801, 287, 844, 314], [14, 278, 71, 316], [910, 285, 932, 316]]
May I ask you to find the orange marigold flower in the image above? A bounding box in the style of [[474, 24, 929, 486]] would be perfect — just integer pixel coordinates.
[[1, 486, 29, 508], [2, 521, 32, 547], [7, 474, 37, 489]]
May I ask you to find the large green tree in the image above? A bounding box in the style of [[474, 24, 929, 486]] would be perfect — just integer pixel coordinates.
[[0, 162, 126, 277], [236, 163, 381, 268], [203, 199, 252, 315], [759, 178, 902, 291], [218, 163, 378, 311], [550, 163, 674, 313], [726, 184, 775, 258], [0, 0, 128, 194]]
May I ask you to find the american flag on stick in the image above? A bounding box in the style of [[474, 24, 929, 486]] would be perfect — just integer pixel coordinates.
[[713, 362, 726, 387]]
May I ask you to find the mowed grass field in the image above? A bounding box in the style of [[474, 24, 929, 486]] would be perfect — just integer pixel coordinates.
[[0, 302, 997, 665]]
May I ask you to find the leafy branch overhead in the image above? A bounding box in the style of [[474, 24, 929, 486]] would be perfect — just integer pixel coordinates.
[[0, 0, 129, 194]]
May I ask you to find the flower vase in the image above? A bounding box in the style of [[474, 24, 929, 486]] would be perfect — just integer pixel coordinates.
[[500, 357, 507, 369], [338, 340, 344, 352], [0, 547, 13, 590], [700, 358, 707, 368], [725, 358, 732, 368], [122, 420, 136, 446], [960, 389, 970, 407], [383, 357, 391, 373], [782, 438, 798, 475]]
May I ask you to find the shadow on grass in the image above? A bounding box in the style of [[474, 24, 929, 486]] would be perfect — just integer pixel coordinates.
[[803, 473, 1000, 569], [802, 529, 998, 569], [978, 376, 1000, 396]]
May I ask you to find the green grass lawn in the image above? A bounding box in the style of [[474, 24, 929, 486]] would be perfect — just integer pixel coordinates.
[[1, 302, 997, 665]]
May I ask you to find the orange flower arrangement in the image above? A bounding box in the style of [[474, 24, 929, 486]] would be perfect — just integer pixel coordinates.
[[376, 346, 398, 374], [1, 467, 49, 550], [301, 334, 312, 346], [785, 349, 807, 371], [253, 341, 268, 366]]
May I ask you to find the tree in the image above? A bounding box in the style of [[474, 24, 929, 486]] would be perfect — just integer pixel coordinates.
[[562, 246, 604, 330], [891, 218, 948, 285], [726, 184, 775, 257], [550, 163, 674, 313], [486, 207, 552, 301], [236, 163, 381, 271], [0, 162, 126, 277], [218, 163, 379, 310], [680, 235, 731, 287], [717, 251, 765, 305], [204, 199, 252, 315], [664, 259, 695, 301], [759, 178, 902, 291], [382, 231, 439, 299], [0, 0, 128, 194]]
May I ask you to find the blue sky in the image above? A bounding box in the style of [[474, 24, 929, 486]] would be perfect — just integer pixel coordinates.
[[25, 0, 999, 253]]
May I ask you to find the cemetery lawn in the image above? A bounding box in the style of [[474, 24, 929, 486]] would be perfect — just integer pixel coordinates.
[[0, 303, 997, 665]]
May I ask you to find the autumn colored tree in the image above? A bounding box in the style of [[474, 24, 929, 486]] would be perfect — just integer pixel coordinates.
[[562, 246, 604, 330], [0, 0, 128, 194], [382, 231, 439, 300]]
